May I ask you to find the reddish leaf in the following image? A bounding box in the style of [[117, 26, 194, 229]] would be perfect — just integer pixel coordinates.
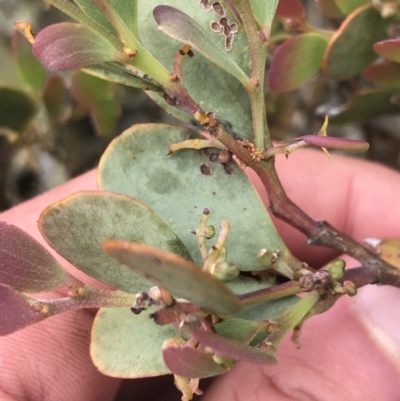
[[193, 329, 277, 364], [374, 39, 400, 63], [315, 0, 345, 19], [269, 33, 328, 93], [301, 135, 369, 152], [162, 339, 227, 378], [322, 6, 388, 80], [33, 23, 121, 71], [70, 71, 110, 109], [276, 0, 306, 24], [42, 75, 66, 123], [362, 60, 400, 85], [102, 240, 241, 315], [0, 221, 71, 293], [0, 284, 47, 335]]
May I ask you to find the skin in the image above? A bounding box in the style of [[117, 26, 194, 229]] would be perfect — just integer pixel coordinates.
[[1, 149, 400, 401]]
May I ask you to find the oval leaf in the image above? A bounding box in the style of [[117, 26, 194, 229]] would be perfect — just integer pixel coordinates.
[[315, 0, 345, 19], [70, 71, 110, 109], [42, 75, 66, 123], [0, 221, 70, 293], [139, 0, 253, 140], [322, 6, 388, 80], [91, 308, 175, 377], [0, 284, 46, 335], [98, 124, 287, 271], [33, 22, 121, 70], [193, 329, 277, 364], [374, 39, 400, 63], [362, 60, 400, 85], [162, 339, 227, 378], [275, 0, 306, 23], [102, 240, 241, 315], [334, 0, 370, 15], [269, 33, 328, 93], [153, 6, 249, 85], [0, 87, 36, 132], [39, 191, 192, 294]]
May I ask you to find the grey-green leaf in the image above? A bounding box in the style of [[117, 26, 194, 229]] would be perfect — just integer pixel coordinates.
[[73, 0, 116, 34], [249, 0, 279, 35], [162, 338, 228, 378], [103, 240, 241, 315], [91, 307, 175, 377], [98, 124, 286, 271], [154, 6, 250, 86], [139, 0, 253, 140], [39, 191, 192, 294], [215, 318, 260, 344]]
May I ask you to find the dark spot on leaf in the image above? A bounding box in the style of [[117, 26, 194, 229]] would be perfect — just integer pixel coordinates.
[[212, 2, 225, 17], [199, 0, 212, 12], [203, 148, 212, 156], [210, 21, 222, 32], [187, 50, 195, 58], [209, 152, 219, 162], [220, 17, 229, 26], [200, 163, 212, 175], [223, 163, 234, 175], [225, 34, 234, 51], [224, 25, 231, 37]]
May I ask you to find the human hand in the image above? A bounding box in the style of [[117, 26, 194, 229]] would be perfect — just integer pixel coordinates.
[[1, 149, 400, 401]]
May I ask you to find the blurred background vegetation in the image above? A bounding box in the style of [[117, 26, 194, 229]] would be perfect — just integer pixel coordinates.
[[0, 0, 399, 212]]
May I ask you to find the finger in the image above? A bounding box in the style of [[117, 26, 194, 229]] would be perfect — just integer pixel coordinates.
[[0, 309, 121, 401], [0, 172, 122, 401], [249, 149, 400, 266]]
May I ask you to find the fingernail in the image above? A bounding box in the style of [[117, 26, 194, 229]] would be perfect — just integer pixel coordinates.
[[351, 285, 400, 370]]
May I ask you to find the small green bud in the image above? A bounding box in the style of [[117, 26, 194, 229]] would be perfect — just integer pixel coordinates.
[[327, 258, 346, 281], [210, 260, 239, 281], [205, 225, 215, 239], [343, 281, 357, 297]]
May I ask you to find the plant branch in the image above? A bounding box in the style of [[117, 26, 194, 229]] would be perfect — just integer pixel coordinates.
[[238, 280, 301, 307], [231, 0, 270, 150], [208, 122, 398, 277]]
